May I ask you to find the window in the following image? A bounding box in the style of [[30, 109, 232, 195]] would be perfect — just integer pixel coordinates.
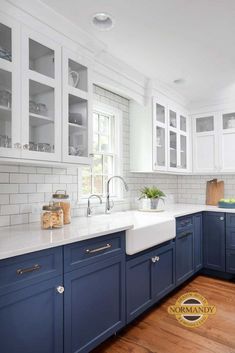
[[80, 103, 122, 198]]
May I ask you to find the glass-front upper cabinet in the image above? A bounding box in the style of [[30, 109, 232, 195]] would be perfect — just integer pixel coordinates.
[[153, 97, 168, 171], [62, 47, 92, 164], [168, 105, 189, 172], [21, 27, 61, 161], [0, 14, 21, 158]]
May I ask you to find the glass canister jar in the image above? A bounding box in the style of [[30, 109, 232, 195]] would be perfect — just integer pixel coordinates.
[[41, 205, 64, 229], [52, 190, 71, 224]]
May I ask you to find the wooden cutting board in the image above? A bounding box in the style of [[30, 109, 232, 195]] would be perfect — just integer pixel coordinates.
[[206, 179, 224, 206]]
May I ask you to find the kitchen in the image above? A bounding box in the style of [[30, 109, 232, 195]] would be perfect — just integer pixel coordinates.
[[0, 0, 235, 352]]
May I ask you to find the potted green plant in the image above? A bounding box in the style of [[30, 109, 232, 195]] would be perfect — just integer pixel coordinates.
[[139, 186, 165, 210]]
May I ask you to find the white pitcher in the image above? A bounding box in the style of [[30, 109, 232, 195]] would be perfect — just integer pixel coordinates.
[[68, 68, 79, 88]]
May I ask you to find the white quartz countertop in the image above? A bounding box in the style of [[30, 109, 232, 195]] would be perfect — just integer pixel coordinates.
[[0, 203, 233, 260]]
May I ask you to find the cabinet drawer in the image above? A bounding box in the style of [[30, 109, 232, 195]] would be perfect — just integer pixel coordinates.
[[226, 250, 235, 274], [226, 227, 235, 249], [226, 214, 235, 228], [64, 232, 125, 273], [0, 247, 62, 295], [176, 216, 193, 232]]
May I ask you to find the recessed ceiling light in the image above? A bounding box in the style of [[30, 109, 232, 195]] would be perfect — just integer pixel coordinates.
[[173, 78, 185, 85], [92, 12, 114, 31]]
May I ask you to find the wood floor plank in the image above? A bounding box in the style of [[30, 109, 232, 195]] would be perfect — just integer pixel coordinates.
[[92, 275, 235, 353]]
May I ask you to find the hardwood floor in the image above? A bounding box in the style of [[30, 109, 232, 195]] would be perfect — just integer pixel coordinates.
[[92, 275, 235, 353]]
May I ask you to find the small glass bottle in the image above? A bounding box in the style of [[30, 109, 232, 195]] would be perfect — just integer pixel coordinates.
[[52, 190, 71, 224]]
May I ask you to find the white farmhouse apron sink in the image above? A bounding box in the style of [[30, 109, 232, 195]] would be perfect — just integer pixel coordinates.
[[125, 211, 176, 255]]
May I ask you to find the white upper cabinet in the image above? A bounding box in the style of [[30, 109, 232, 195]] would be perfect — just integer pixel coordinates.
[[153, 97, 168, 171], [192, 114, 219, 173], [62, 48, 92, 164], [21, 27, 61, 161], [130, 96, 191, 174], [219, 111, 235, 172], [167, 104, 190, 173], [0, 13, 21, 159]]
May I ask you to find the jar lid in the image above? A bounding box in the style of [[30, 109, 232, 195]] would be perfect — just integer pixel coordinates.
[[42, 205, 62, 211], [52, 190, 69, 199]]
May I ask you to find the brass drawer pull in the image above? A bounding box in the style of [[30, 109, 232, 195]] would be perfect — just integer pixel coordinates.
[[16, 264, 41, 275], [85, 243, 111, 254]]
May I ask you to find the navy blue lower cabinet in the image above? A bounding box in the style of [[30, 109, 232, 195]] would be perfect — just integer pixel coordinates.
[[64, 255, 125, 353], [152, 242, 175, 301], [126, 241, 175, 323], [226, 250, 235, 273], [126, 250, 153, 323], [0, 276, 63, 353], [203, 212, 225, 272], [175, 229, 194, 286], [194, 213, 203, 272]]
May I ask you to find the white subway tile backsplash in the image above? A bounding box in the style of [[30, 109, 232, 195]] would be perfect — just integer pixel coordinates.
[[37, 184, 52, 193], [0, 184, 18, 194], [11, 214, 28, 225], [19, 184, 36, 193], [0, 195, 10, 205], [0, 215, 10, 226], [0, 173, 9, 183], [1, 204, 19, 215], [10, 194, 28, 204], [28, 193, 44, 203], [28, 174, 45, 183], [10, 173, 28, 184]]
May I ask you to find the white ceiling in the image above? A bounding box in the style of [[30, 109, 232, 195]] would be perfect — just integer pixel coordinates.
[[41, 0, 235, 103]]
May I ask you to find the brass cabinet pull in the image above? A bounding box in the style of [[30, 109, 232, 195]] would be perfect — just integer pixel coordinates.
[[85, 243, 111, 254], [16, 264, 41, 275]]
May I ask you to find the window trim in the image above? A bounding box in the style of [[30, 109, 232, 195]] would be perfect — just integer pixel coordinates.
[[78, 101, 123, 200]]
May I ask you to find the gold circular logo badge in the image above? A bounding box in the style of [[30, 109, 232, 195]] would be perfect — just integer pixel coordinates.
[[168, 292, 216, 328]]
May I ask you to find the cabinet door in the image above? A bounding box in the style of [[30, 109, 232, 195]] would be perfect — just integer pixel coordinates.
[[152, 242, 175, 301], [193, 114, 218, 173], [64, 255, 125, 353], [126, 251, 153, 323], [62, 47, 92, 165], [226, 250, 235, 274], [21, 26, 61, 161], [194, 213, 203, 271], [220, 112, 235, 172], [203, 212, 225, 271], [176, 230, 194, 285], [0, 276, 63, 353], [0, 13, 21, 158], [152, 97, 168, 171]]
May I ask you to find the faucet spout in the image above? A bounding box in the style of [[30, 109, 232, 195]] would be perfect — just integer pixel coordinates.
[[87, 194, 102, 217], [105, 176, 128, 214]]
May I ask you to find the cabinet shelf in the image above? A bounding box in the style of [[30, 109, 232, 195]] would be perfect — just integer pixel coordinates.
[[0, 105, 11, 120], [68, 122, 86, 130], [68, 86, 88, 100], [29, 112, 54, 127]]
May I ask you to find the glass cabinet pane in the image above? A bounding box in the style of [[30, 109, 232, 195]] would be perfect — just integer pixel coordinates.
[[0, 23, 12, 62], [180, 115, 187, 132], [29, 39, 54, 78], [68, 59, 87, 91], [29, 80, 54, 152], [196, 116, 214, 132], [169, 110, 177, 128], [180, 135, 187, 169], [156, 103, 165, 123], [0, 69, 12, 148], [156, 126, 165, 166], [223, 113, 235, 129], [68, 94, 88, 157], [170, 131, 177, 168]]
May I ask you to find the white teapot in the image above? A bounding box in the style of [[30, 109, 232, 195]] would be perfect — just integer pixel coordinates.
[[68, 68, 79, 88]]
